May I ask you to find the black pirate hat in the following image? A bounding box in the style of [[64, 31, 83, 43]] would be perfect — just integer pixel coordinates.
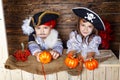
[[72, 7, 105, 30], [22, 11, 59, 35], [31, 11, 59, 27]]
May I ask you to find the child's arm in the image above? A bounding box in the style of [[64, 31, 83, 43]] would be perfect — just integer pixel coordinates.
[[28, 33, 42, 61], [67, 31, 82, 53], [86, 52, 95, 59], [51, 39, 63, 59], [87, 36, 101, 58]]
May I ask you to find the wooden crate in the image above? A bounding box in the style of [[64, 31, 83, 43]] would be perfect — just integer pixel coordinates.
[[0, 50, 120, 80]]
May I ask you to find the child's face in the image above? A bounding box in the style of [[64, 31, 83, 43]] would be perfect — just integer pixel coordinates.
[[79, 19, 94, 37], [35, 25, 51, 39]]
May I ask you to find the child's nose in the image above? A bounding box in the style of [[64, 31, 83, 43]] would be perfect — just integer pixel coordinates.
[[84, 26, 88, 31], [41, 29, 44, 33]]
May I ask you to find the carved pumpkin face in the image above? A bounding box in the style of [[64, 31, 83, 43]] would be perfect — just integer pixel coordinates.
[[39, 51, 52, 64], [84, 58, 98, 70], [65, 53, 79, 69]]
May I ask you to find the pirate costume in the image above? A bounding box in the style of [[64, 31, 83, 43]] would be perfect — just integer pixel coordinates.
[[67, 7, 105, 58], [21, 11, 63, 55]]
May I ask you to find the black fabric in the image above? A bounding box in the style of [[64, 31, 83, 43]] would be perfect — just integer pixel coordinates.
[[32, 11, 59, 26], [28, 32, 35, 42]]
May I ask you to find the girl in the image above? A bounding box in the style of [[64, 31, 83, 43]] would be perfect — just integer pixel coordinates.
[[22, 11, 63, 61], [67, 7, 105, 59]]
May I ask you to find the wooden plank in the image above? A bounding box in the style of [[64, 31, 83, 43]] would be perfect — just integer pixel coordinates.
[[21, 70, 34, 80], [106, 67, 119, 80], [111, 67, 119, 80], [57, 71, 69, 80], [70, 75, 81, 80], [94, 67, 106, 80], [94, 68, 100, 80], [119, 67, 120, 80], [0, 1, 11, 80], [119, 43, 120, 62], [34, 74, 45, 80], [99, 67, 105, 80], [86, 70, 94, 80], [47, 73, 57, 80], [0, 0, 8, 68], [106, 67, 112, 80], [10, 69, 22, 80], [0, 68, 11, 80], [98, 50, 120, 66], [81, 69, 87, 80]]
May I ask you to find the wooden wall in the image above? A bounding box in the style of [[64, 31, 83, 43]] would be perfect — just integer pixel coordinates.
[[2, 0, 120, 57]]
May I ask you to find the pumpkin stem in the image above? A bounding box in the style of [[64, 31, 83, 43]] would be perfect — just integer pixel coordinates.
[[89, 57, 93, 61], [21, 42, 24, 51], [72, 54, 77, 58]]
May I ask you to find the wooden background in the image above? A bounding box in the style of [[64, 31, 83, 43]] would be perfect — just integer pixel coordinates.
[[2, 0, 120, 57]]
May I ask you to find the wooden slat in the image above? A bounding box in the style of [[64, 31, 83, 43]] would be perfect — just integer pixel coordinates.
[[94, 67, 106, 80], [119, 43, 120, 62], [111, 67, 119, 80], [0, 1, 11, 80], [119, 67, 120, 80], [81, 69, 87, 80], [86, 70, 94, 80], [21, 70, 34, 80], [99, 67, 105, 80], [70, 75, 81, 80], [0, 68, 11, 80], [0, 0, 8, 68], [94, 68, 100, 80], [57, 71, 69, 80], [106, 67, 112, 80], [47, 73, 57, 80], [34, 74, 45, 80], [10, 69, 22, 80]]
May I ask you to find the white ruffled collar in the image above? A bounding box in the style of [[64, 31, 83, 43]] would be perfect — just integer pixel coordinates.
[[36, 29, 58, 49]]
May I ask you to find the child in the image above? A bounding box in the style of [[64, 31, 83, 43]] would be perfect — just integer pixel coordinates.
[[21, 11, 63, 61], [67, 7, 105, 59]]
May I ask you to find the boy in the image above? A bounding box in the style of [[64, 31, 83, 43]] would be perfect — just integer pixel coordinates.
[[22, 11, 63, 61]]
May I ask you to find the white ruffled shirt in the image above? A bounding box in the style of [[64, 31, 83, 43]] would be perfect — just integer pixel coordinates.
[[28, 29, 63, 55], [67, 31, 101, 58]]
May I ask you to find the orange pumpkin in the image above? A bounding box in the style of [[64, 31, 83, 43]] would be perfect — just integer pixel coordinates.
[[65, 53, 79, 68], [84, 58, 98, 70], [39, 51, 52, 64]]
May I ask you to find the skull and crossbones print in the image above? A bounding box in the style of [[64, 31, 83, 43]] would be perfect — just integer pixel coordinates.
[[84, 13, 96, 23]]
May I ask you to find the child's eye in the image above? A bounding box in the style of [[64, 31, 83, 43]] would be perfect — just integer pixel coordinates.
[[37, 27, 41, 29], [44, 27, 49, 29], [89, 26, 93, 28], [80, 24, 85, 27]]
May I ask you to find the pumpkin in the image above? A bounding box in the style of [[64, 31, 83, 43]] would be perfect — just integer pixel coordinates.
[[39, 51, 52, 64], [13, 43, 30, 62], [84, 58, 98, 70], [65, 53, 79, 68]]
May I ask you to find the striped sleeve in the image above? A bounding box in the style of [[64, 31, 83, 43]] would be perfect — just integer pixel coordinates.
[[28, 41, 41, 55]]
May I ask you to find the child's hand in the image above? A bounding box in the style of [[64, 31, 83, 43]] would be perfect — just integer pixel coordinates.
[[34, 52, 41, 62], [86, 52, 95, 59], [50, 50, 60, 59]]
